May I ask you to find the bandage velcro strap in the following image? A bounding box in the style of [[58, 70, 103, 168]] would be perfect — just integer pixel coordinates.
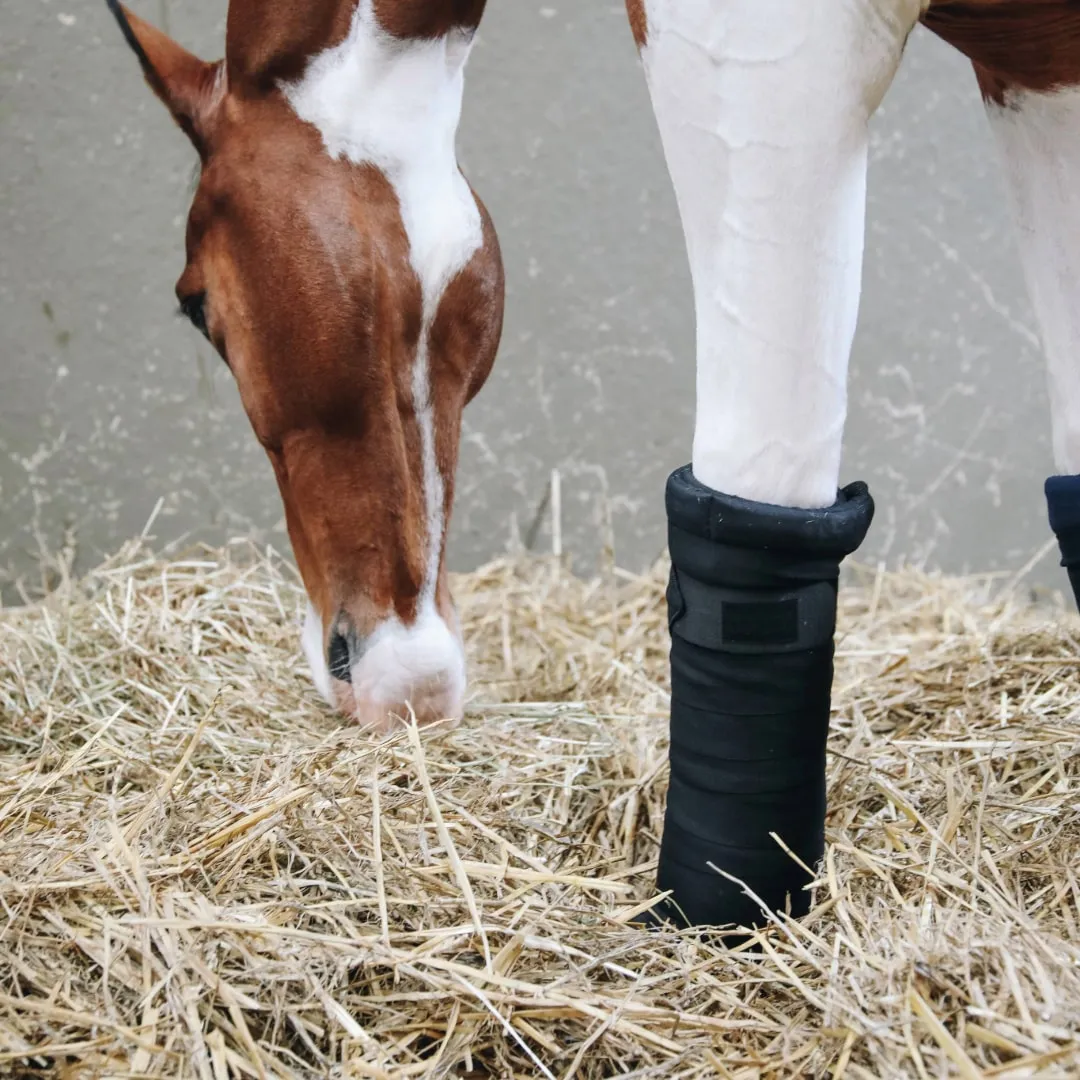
[[668, 571, 837, 654]]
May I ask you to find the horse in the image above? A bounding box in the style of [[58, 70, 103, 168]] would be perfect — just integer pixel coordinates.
[[103, 0, 1080, 930]]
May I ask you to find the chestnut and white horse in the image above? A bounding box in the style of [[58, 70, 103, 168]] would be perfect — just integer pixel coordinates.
[[105, 0, 1080, 928]]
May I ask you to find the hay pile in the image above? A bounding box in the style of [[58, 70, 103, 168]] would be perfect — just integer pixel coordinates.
[[1, 540, 1079, 1078]]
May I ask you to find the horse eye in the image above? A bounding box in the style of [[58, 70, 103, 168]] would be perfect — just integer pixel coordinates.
[[178, 292, 210, 341]]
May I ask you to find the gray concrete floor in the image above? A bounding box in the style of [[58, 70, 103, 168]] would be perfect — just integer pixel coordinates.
[[0, 3, 1064, 601]]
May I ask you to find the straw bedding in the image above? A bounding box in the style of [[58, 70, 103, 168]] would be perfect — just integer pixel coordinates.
[[1, 540, 1079, 1078]]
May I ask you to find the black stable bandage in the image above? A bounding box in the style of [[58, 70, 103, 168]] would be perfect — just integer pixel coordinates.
[[653, 467, 874, 930], [1046, 475, 1080, 611]]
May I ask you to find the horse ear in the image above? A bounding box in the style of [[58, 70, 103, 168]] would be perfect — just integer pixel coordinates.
[[105, 1, 223, 153]]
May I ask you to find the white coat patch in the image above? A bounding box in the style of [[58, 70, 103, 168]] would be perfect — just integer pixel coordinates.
[[985, 86, 1080, 475], [349, 600, 466, 720], [639, 0, 921, 508]]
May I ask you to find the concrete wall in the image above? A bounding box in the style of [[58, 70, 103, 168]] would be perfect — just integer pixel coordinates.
[[0, 2, 1062, 600]]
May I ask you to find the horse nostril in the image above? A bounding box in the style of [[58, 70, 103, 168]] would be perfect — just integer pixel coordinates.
[[328, 627, 352, 683]]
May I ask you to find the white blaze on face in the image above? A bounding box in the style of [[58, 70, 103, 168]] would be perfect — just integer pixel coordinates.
[[984, 86, 1080, 475], [283, 1, 481, 707], [639, 0, 921, 508]]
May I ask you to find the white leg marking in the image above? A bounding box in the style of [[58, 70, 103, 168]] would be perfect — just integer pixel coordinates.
[[985, 87, 1080, 475], [640, 0, 921, 507], [302, 601, 334, 705], [283, 0, 483, 604]]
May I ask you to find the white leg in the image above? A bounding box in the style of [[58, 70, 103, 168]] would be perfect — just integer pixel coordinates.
[[639, 0, 923, 507], [984, 86, 1080, 475]]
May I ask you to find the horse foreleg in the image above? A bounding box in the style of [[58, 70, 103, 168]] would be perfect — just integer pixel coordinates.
[[920, 2, 1080, 607], [628, 0, 923, 929], [982, 79, 1080, 607]]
